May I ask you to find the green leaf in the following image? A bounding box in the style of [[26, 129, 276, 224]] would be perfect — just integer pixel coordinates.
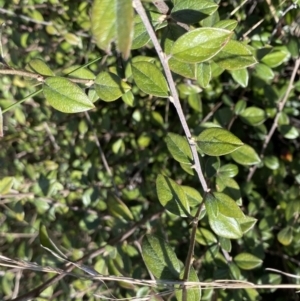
[[239, 107, 267, 126], [175, 266, 201, 301], [213, 19, 238, 30], [263, 156, 280, 170], [165, 133, 193, 165], [214, 40, 257, 70], [171, 28, 232, 63], [278, 125, 299, 139], [277, 226, 293, 246], [237, 216, 257, 233], [107, 194, 134, 220], [205, 192, 243, 239], [231, 68, 249, 87], [131, 62, 169, 97], [196, 127, 243, 156], [156, 174, 190, 217], [39, 223, 67, 259], [253, 63, 274, 81], [162, 23, 196, 79], [63, 65, 95, 80], [231, 144, 261, 165], [181, 185, 203, 207], [26, 58, 55, 76], [132, 12, 166, 49], [0, 177, 14, 194], [205, 156, 220, 178], [219, 237, 232, 252], [197, 62, 211, 88], [91, 0, 116, 52], [218, 164, 239, 178], [43, 77, 95, 113], [234, 99, 247, 115], [234, 253, 262, 270], [261, 47, 290, 68], [171, 0, 218, 24], [94, 71, 131, 102], [195, 227, 218, 245], [142, 234, 181, 279], [216, 176, 241, 203], [115, 0, 133, 59]]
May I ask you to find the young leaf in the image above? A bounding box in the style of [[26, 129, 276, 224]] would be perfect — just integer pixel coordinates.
[[107, 194, 134, 221], [195, 227, 218, 245], [132, 61, 169, 97], [43, 77, 95, 113], [165, 133, 193, 165], [142, 234, 181, 279], [171, 0, 218, 24], [171, 28, 232, 63], [213, 40, 257, 70], [234, 253, 262, 270], [95, 71, 131, 102], [156, 174, 190, 217], [26, 58, 55, 76], [231, 68, 249, 87], [196, 128, 243, 156], [213, 20, 238, 30], [231, 144, 261, 165]]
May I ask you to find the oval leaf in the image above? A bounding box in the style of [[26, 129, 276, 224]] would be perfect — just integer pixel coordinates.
[[132, 61, 169, 97], [142, 234, 181, 279], [231, 68, 249, 87], [205, 193, 243, 239], [234, 253, 262, 270], [43, 77, 95, 113], [26, 58, 55, 76], [165, 133, 193, 164], [171, 28, 232, 63], [214, 40, 257, 70], [277, 226, 293, 246], [95, 71, 131, 102], [231, 144, 261, 165], [239, 106, 267, 126], [0, 177, 14, 194], [156, 174, 190, 217], [196, 128, 243, 156]]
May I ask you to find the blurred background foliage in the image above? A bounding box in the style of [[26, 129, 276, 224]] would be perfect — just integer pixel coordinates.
[[0, 0, 300, 300]]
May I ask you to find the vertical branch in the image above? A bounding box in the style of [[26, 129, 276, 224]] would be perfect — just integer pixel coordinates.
[[133, 2, 210, 300], [247, 58, 300, 182]]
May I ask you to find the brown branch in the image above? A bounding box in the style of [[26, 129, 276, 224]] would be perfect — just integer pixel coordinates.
[[247, 57, 300, 182]]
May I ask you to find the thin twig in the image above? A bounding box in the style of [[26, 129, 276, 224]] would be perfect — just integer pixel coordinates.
[[0, 68, 94, 85], [247, 57, 300, 181], [84, 111, 119, 196], [230, 0, 249, 17], [0, 8, 53, 26], [10, 211, 162, 301]]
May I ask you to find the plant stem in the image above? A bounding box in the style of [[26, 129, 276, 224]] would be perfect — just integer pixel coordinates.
[[247, 57, 300, 181]]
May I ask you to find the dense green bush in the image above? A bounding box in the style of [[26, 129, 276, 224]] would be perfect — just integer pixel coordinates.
[[0, 0, 299, 300]]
